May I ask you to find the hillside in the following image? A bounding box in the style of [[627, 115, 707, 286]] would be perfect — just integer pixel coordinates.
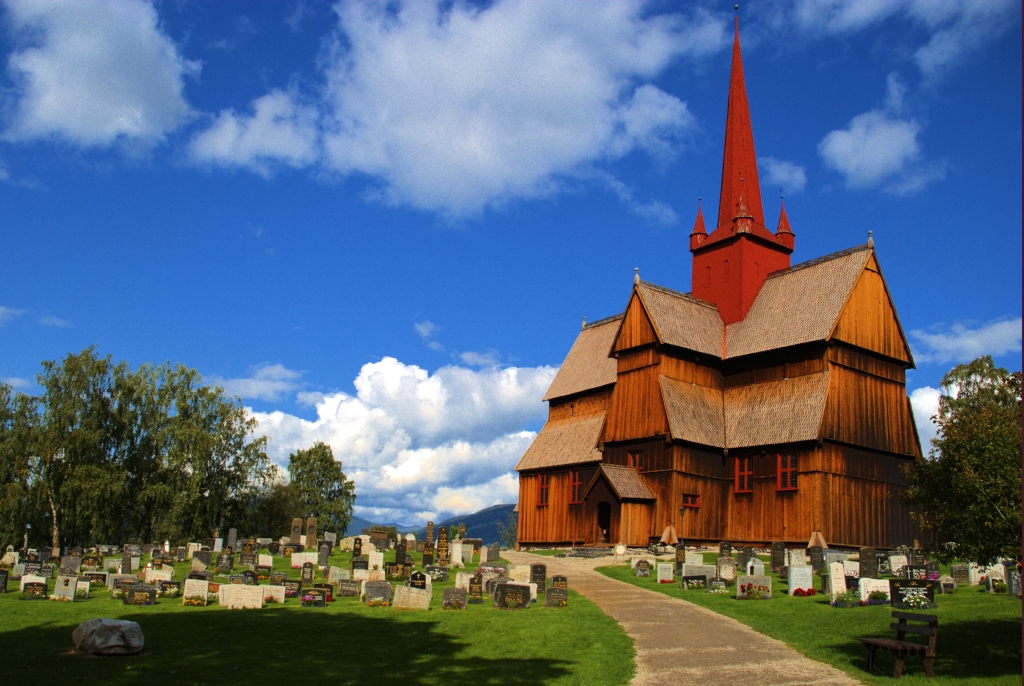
[[414, 504, 516, 546]]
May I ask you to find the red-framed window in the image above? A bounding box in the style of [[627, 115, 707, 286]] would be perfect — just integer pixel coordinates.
[[735, 456, 753, 493], [777, 453, 798, 491], [569, 470, 584, 504], [537, 473, 550, 506], [627, 450, 645, 471], [681, 493, 701, 508]]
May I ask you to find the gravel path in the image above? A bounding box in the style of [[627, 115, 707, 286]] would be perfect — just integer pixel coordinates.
[[504, 551, 860, 686]]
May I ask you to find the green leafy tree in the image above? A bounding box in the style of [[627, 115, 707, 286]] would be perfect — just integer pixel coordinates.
[[0, 384, 35, 550], [287, 442, 355, 534], [496, 510, 518, 549], [903, 356, 1022, 564]]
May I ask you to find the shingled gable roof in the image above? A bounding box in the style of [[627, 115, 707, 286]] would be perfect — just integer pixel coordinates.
[[542, 315, 621, 402], [660, 371, 831, 449], [582, 464, 656, 501], [513, 412, 605, 471], [627, 281, 723, 357], [725, 246, 872, 358]]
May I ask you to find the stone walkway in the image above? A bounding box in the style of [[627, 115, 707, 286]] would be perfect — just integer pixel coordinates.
[[504, 551, 860, 686]]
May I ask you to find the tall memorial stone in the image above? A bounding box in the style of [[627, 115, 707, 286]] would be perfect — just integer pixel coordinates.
[[426, 521, 435, 547], [458, 522, 467, 538], [809, 545, 825, 572], [859, 547, 878, 579], [437, 527, 449, 566], [770, 542, 786, 572], [290, 519, 302, 545], [306, 517, 317, 550]]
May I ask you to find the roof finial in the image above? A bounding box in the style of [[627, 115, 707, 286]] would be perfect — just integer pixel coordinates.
[[867, 230, 874, 249], [634, 267, 640, 285], [581, 315, 587, 330], [780, 188, 784, 200]]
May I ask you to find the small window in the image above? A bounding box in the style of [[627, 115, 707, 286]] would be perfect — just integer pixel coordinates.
[[538, 473, 550, 506], [778, 453, 798, 491], [569, 470, 584, 504], [627, 450, 645, 471], [681, 493, 701, 508], [723, 260, 730, 282], [704, 266, 711, 289], [735, 456, 753, 494]]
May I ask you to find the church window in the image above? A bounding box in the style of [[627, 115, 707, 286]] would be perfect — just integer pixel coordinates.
[[569, 470, 583, 504], [777, 453, 798, 491], [723, 260, 730, 281], [538, 473, 550, 506], [627, 450, 645, 471], [704, 266, 711, 288], [735, 456, 753, 493], [681, 493, 701, 508]]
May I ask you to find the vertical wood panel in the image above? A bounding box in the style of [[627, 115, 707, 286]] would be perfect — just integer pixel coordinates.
[[614, 292, 659, 352], [832, 257, 912, 363]]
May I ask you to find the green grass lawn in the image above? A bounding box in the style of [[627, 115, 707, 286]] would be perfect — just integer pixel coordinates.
[[518, 549, 566, 556], [0, 549, 634, 686], [598, 557, 1021, 685]]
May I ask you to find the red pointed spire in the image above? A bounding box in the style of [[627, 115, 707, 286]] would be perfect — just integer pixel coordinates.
[[717, 17, 764, 230], [776, 199, 794, 249], [689, 202, 707, 250]]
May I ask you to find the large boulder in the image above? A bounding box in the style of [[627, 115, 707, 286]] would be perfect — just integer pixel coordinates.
[[72, 619, 144, 656]]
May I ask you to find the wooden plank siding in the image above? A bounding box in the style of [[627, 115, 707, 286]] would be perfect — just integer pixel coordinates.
[[831, 255, 913, 364], [602, 365, 668, 442], [613, 292, 659, 352], [723, 344, 827, 388], [548, 390, 612, 421], [822, 362, 920, 456], [517, 467, 599, 546]]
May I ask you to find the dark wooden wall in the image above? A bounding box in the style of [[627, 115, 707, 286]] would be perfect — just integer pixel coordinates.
[[516, 466, 599, 546]]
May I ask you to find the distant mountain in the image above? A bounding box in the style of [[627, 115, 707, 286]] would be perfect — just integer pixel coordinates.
[[343, 503, 516, 545], [414, 504, 516, 546]]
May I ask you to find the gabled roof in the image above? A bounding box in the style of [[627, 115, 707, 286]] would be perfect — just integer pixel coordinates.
[[631, 282, 723, 357], [542, 315, 621, 402], [514, 412, 605, 471], [725, 246, 872, 358], [582, 464, 656, 501], [660, 371, 830, 450]]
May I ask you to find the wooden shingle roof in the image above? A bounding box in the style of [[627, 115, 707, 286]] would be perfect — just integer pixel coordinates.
[[542, 316, 621, 402], [725, 246, 871, 358], [634, 282, 722, 357], [660, 371, 831, 449], [582, 464, 656, 501], [513, 412, 605, 471]]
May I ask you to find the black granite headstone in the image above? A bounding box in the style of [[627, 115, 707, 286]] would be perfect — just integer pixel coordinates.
[[903, 565, 928, 581], [809, 546, 825, 571], [550, 574, 568, 591], [859, 547, 878, 579], [889, 578, 936, 609], [545, 587, 568, 607], [494, 582, 530, 609], [267, 542, 281, 556], [680, 575, 707, 589], [124, 584, 157, 605], [351, 556, 369, 571], [422, 551, 434, 566], [241, 570, 259, 585], [216, 554, 234, 572], [530, 563, 547, 589], [719, 541, 732, 557], [635, 560, 651, 577], [338, 579, 360, 597], [304, 588, 328, 607], [283, 580, 302, 598], [409, 571, 427, 590], [468, 574, 483, 603], [364, 580, 392, 603], [425, 565, 448, 582], [770, 542, 786, 572], [22, 581, 46, 599], [301, 562, 315, 583], [271, 571, 288, 585], [443, 587, 467, 609], [950, 564, 970, 585]]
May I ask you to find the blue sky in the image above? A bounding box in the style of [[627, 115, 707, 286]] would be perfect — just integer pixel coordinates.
[[0, 0, 1020, 524]]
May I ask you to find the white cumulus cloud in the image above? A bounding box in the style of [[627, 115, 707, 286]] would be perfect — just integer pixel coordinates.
[[2, 0, 198, 147], [188, 0, 728, 216], [212, 363, 304, 402], [759, 156, 807, 194], [818, 73, 944, 195], [250, 356, 556, 521], [909, 386, 941, 450], [910, 317, 1022, 365]]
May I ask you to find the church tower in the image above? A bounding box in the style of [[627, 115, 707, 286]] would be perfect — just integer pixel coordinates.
[[690, 19, 793, 325]]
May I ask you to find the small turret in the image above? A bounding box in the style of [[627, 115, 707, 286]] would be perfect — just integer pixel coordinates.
[[776, 199, 794, 250], [689, 202, 707, 250]]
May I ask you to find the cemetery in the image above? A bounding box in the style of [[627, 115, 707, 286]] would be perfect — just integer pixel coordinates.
[[0, 528, 634, 685], [594, 541, 1021, 685]]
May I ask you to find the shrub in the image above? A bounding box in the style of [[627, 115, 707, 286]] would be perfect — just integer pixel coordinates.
[[831, 590, 862, 608]]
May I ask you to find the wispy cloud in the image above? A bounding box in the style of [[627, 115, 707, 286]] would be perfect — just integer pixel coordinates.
[[910, 317, 1022, 365], [759, 156, 806, 194], [38, 315, 71, 327], [211, 363, 304, 402], [0, 306, 27, 325], [414, 320, 445, 352], [1, 376, 31, 389]]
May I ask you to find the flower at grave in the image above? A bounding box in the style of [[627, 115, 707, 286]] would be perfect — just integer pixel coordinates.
[[903, 593, 932, 609], [49, 595, 72, 602], [993, 580, 1008, 593], [183, 597, 205, 606], [685, 580, 705, 590]]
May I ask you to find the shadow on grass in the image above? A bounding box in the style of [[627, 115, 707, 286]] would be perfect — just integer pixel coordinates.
[[4, 608, 575, 685], [836, 616, 1021, 681]]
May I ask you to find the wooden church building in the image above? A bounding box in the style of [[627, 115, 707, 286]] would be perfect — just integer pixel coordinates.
[[515, 22, 924, 550]]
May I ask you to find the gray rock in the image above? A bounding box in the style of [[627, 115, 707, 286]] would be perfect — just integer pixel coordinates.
[[72, 618, 145, 656]]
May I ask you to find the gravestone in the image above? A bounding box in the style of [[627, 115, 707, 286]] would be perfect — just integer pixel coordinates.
[[241, 570, 258, 585], [353, 538, 362, 558], [746, 558, 765, 577], [443, 587, 467, 610], [809, 545, 825, 571], [450, 541, 463, 567], [369, 551, 384, 571], [1006, 570, 1021, 598], [186, 570, 213, 581], [54, 575, 77, 601], [238, 552, 256, 567], [828, 562, 847, 600], [736, 548, 752, 573], [124, 584, 157, 606], [455, 571, 473, 591], [551, 574, 568, 591], [61, 555, 82, 575], [683, 563, 717, 581], [842, 560, 860, 578], [22, 581, 47, 599], [787, 549, 807, 568], [223, 584, 263, 609], [324, 532, 337, 547], [708, 577, 728, 593], [494, 582, 530, 609], [318, 545, 330, 568], [657, 563, 674, 583], [262, 585, 286, 604], [363, 580, 392, 604], [716, 557, 736, 582], [194, 550, 212, 567], [545, 587, 568, 607], [0, 568, 7, 593], [859, 548, 878, 578], [673, 547, 686, 574], [422, 551, 434, 566], [215, 554, 234, 573], [228, 574, 246, 585], [858, 578, 890, 601], [410, 571, 428, 590], [685, 552, 704, 566], [736, 576, 771, 599], [468, 574, 483, 603], [351, 555, 368, 571], [283, 580, 302, 598], [437, 527, 449, 564], [634, 560, 651, 577], [227, 528, 238, 551], [509, 564, 531, 583], [10, 563, 25, 580], [719, 541, 732, 557], [426, 565, 448, 582], [306, 517, 317, 550], [157, 580, 180, 596], [889, 578, 936, 609], [301, 562, 315, 583], [888, 554, 908, 575], [938, 575, 956, 594], [183, 579, 209, 605], [770, 542, 786, 572], [788, 565, 814, 595], [267, 542, 281, 556], [338, 580, 361, 597], [680, 575, 707, 589], [271, 571, 288, 585], [488, 542, 500, 562], [289, 518, 302, 544], [530, 563, 547, 589], [426, 521, 434, 546], [304, 588, 328, 607], [903, 565, 927, 581]]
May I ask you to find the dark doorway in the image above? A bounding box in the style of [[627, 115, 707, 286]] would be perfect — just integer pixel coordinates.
[[597, 502, 611, 543]]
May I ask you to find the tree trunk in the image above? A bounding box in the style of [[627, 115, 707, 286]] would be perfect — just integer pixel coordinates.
[[48, 491, 60, 551]]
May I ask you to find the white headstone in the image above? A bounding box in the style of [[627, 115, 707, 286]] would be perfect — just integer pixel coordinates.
[[657, 564, 674, 583], [462, 544, 474, 564], [684, 552, 704, 565], [985, 565, 1006, 582], [747, 559, 765, 576], [858, 578, 890, 602], [788, 565, 814, 595], [450, 542, 464, 566], [76, 579, 90, 598], [842, 560, 860, 578], [258, 554, 273, 567], [787, 549, 807, 567], [510, 565, 531, 583], [455, 572, 473, 591], [221, 584, 263, 609], [888, 554, 908, 575], [393, 585, 431, 610], [329, 567, 350, 583], [369, 552, 384, 571], [353, 569, 369, 582], [968, 564, 983, 586], [183, 579, 209, 603], [20, 574, 46, 592], [682, 564, 717, 580], [213, 538, 223, 552], [716, 557, 736, 581], [828, 562, 847, 600], [262, 585, 286, 604]]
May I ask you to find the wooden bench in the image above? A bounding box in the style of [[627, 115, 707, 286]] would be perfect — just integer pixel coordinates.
[[860, 611, 938, 679]]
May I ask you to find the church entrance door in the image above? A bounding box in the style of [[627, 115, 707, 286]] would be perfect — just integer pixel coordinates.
[[597, 502, 611, 543]]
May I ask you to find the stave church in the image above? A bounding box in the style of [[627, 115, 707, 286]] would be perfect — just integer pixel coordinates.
[[515, 22, 925, 550]]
